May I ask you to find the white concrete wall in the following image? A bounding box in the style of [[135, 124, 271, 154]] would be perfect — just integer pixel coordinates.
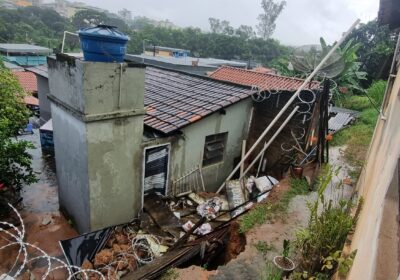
[[37, 76, 51, 124], [347, 67, 400, 279], [171, 99, 253, 191], [51, 104, 90, 232]]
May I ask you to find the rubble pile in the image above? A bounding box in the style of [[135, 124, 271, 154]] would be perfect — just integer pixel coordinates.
[[78, 225, 167, 279], [70, 176, 278, 279]]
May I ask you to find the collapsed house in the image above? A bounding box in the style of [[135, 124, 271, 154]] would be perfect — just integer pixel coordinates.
[[46, 54, 323, 233]]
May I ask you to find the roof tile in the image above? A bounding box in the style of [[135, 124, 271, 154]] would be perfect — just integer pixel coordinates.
[[13, 71, 38, 93], [209, 66, 320, 91]]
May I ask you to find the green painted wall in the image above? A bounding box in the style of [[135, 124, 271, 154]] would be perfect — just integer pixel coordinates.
[[143, 99, 253, 193]]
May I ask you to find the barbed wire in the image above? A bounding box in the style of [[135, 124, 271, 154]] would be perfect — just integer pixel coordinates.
[[0, 204, 159, 280]]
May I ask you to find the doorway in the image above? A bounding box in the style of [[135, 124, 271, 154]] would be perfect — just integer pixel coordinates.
[[143, 144, 170, 197]]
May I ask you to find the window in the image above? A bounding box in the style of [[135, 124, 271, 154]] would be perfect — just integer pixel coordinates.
[[202, 132, 228, 166]]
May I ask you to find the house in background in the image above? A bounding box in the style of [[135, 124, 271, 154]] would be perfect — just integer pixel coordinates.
[[144, 46, 190, 58], [0, 43, 51, 67], [3, 61, 25, 72], [126, 54, 247, 76], [13, 71, 39, 114], [126, 45, 247, 76], [27, 65, 50, 124], [47, 53, 321, 233]]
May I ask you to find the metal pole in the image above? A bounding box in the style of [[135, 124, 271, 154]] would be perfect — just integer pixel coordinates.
[[239, 106, 299, 180], [216, 19, 360, 194], [240, 140, 246, 177], [61, 31, 78, 54]]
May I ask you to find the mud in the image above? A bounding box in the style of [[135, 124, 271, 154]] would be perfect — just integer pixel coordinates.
[[0, 130, 78, 278]]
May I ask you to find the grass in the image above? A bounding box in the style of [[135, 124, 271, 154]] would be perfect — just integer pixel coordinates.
[[260, 261, 283, 280], [331, 81, 386, 177], [238, 177, 310, 233], [254, 240, 276, 253], [159, 268, 179, 280]]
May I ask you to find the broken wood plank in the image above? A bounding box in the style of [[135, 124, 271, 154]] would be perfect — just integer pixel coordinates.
[[143, 193, 182, 239]]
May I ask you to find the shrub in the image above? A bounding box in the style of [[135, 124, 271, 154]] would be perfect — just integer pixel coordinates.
[[0, 64, 37, 217], [294, 165, 355, 277]]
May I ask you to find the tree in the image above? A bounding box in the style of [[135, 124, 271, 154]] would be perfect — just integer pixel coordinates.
[[344, 19, 397, 84], [256, 0, 286, 39], [0, 63, 36, 217], [71, 9, 128, 31], [235, 25, 256, 40], [209, 17, 223, 34], [209, 18, 234, 35]]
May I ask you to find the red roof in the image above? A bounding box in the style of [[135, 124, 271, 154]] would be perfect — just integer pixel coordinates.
[[24, 95, 39, 106], [13, 71, 38, 93], [209, 66, 319, 91]]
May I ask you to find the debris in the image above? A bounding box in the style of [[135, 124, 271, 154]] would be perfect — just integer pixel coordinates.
[[182, 221, 212, 236], [81, 259, 94, 270], [94, 249, 113, 267], [226, 180, 246, 218], [254, 176, 278, 192], [195, 223, 212, 235], [41, 215, 52, 226], [135, 234, 168, 257], [196, 197, 222, 219], [173, 212, 181, 219], [245, 177, 256, 193], [144, 193, 182, 238], [188, 192, 206, 205]]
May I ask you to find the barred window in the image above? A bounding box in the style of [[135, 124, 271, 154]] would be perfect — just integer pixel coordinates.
[[202, 132, 228, 166]]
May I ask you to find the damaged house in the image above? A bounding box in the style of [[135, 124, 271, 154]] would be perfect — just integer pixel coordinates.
[[47, 54, 321, 233]]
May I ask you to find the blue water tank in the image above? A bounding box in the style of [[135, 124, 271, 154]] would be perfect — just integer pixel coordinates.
[[78, 25, 130, 63]]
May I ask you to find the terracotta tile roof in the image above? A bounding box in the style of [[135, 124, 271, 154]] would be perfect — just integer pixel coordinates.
[[144, 67, 253, 134], [13, 71, 38, 93], [24, 95, 39, 106], [209, 66, 320, 91]]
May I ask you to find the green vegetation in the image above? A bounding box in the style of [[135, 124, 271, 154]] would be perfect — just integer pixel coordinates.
[[239, 177, 309, 233], [260, 261, 283, 280], [0, 6, 290, 65], [293, 165, 359, 279], [0, 6, 71, 49], [159, 268, 179, 280], [331, 80, 386, 177], [254, 240, 275, 253], [0, 62, 37, 216]]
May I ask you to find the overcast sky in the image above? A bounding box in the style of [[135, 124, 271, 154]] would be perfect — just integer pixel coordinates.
[[76, 0, 379, 46]]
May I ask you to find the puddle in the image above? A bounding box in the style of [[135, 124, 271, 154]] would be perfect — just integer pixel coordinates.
[[0, 130, 78, 278], [19, 129, 59, 213]]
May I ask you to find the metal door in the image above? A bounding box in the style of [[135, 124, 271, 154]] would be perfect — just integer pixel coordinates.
[[143, 144, 170, 196]]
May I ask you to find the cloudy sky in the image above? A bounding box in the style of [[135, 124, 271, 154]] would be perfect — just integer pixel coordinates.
[[77, 0, 379, 46]]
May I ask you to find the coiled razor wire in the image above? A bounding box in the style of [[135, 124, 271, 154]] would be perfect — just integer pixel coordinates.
[[0, 204, 159, 280]]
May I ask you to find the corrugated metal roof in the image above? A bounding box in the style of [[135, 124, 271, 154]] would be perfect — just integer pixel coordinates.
[[0, 44, 51, 54], [328, 106, 359, 133], [26, 64, 48, 78], [144, 67, 253, 134], [209, 66, 320, 91], [3, 61, 24, 71]]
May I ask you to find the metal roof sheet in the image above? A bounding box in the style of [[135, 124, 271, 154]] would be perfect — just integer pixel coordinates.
[[26, 64, 48, 78], [0, 44, 51, 54]]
